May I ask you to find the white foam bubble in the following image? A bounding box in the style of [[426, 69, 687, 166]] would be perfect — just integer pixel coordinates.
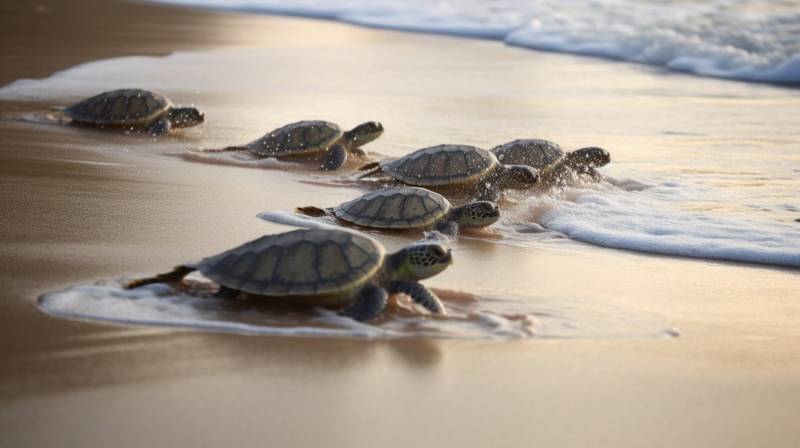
[[149, 0, 800, 85]]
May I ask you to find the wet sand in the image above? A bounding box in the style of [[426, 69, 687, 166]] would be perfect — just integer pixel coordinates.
[[2, 1, 800, 447]]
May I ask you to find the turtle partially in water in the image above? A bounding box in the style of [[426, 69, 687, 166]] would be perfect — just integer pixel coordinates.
[[209, 120, 383, 171], [358, 144, 539, 201], [296, 187, 500, 236], [62, 88, 204, 136], [126, 227, 452, 321], [491, 139, 610, 186]]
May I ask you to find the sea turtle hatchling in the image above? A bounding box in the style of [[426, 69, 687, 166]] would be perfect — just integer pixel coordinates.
[[62, 88, 204, 136], [126, 227, 453, 321], [491, 139, 611, 186], [358, 144, 539, 201], [209, 120, 383, 171], [295, 187, 500, 236]]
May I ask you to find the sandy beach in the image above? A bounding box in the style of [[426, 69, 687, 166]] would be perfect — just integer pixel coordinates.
[[1, 0, 800, 447]]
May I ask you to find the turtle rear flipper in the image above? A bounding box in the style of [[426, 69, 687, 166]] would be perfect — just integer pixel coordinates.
[[295, 206, 329, 217], [203, 146, 251, 153], [125, 265, 196, 289], [358, 161, 380, 171], [357, 162, 383, 179]]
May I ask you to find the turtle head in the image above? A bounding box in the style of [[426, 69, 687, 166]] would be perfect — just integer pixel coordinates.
[[496, 164, 539, 190], [565, 147, 610, 168], [168, 107, 205, 128], [345, 121, 384, 150], [388, 240, 452, 282], [452, 201, 500, 228]]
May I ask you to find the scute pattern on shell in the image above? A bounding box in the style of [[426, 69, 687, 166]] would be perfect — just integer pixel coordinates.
[[334, 187, 450, 229], [491, 139, 564, 169], [492, 139, 564, 169], [380, 144, 497, 186], [246, 120, 342, 157], [64, 89, 170, 125], [198, 228, 384, 297]]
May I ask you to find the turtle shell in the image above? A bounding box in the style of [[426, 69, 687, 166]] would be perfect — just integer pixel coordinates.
[[491, 139, 564, 169], [197, 228, 384, 300], [380, 144, 497, 187], [64, 89, 171, 125], [245, 120, 343, 157], [333, 187, 451, 229]]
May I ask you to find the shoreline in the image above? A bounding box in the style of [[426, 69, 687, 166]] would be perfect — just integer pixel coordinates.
[[0, 0, 290, 85], [1, 1, 799, 447], [145, 0, 800, 88]]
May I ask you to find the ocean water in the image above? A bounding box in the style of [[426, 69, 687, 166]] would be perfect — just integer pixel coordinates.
[[0, 44, 797, 270], [1, 10, 797, 338], [151, 0, 800, 85]]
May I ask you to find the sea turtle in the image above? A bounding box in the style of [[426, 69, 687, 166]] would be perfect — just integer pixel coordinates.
[[209, 120, 384, 171], [491, 139, 611, 186], [63, 88, 204, 136], [358, 144, 539, 201], [295, 187, 500, 236], [125, 227, 452, 321]]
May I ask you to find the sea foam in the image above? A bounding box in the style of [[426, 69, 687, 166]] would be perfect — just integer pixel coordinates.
[[151, 0, 800, 85], [510, 181, 800, 268], [38, 278, 677, 340]]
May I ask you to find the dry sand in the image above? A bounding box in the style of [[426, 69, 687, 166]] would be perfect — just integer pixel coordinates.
[[1, 1, 799, 447]]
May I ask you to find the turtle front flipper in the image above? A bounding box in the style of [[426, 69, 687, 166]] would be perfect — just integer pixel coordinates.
[[321, 144, 347, 171], [125, 265, 196, 289], [434, 220, 460, 237], [476, 185, 500, 202], [575, 165, 604, 183], [146, 116, 172, 137], [340, 283, 388, 321], [389, 281, 446, 314]]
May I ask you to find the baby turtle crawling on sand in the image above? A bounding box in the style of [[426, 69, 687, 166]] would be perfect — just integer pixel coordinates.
[[358, 144, 539, 201], [126, 228, 452, 321], [492, 139, 610, 186], [209, 120, 383, 171], [296, 187, 500, 236], [62, 88, 204, 136]]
